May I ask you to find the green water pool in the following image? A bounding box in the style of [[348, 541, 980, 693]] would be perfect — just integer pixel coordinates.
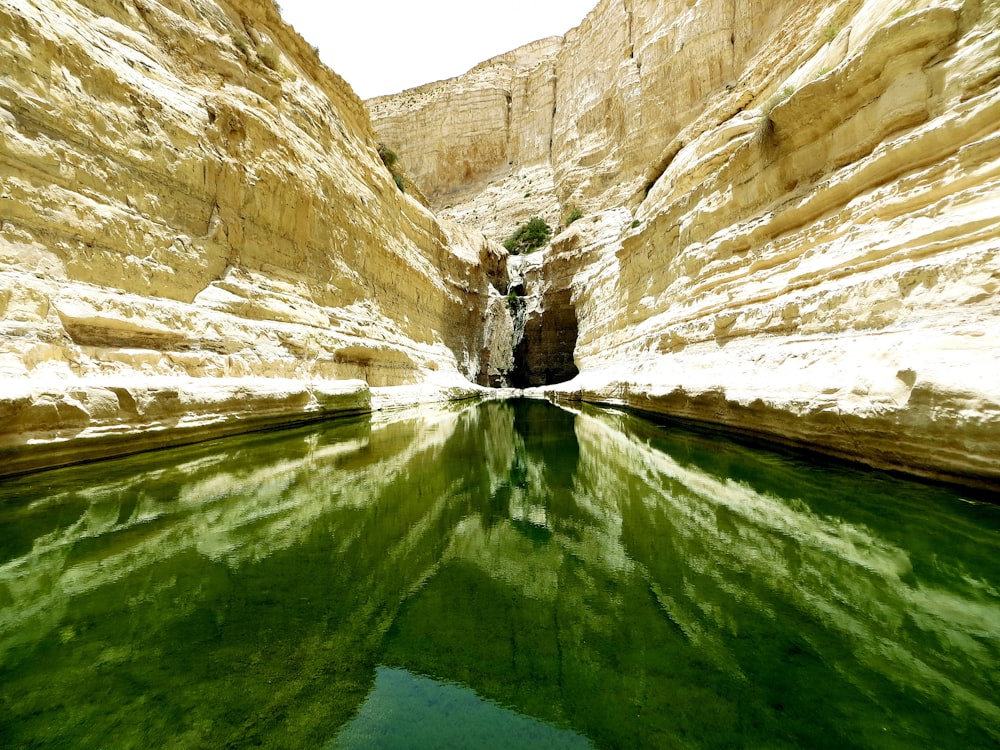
[[1, 398, 997, 748]]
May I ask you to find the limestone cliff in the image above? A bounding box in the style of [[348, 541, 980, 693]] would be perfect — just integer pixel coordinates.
[[369, 0, 804, 236], [3, 0, 998, 491], [0, 0, 511, 476], [369, 38, 565, 243], [372, 0, 1000, 491]]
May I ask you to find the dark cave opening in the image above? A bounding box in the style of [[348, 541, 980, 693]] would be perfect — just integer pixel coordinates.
[[508, 287, 580, 388]]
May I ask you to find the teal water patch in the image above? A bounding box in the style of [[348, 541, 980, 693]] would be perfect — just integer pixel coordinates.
[[0, 399, 997, 748], [332, 667, 592, 749]]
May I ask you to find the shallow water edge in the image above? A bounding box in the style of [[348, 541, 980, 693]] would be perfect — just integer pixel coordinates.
[[3, 376, 998, 497]]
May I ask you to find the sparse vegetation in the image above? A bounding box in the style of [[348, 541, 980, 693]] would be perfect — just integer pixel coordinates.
[[378, 144, 398, 169], [756, 84, 795, 144], [232, 33, 286, 76], [504, 217, 552, 255], [378, 143, 406, 193], [771, 85, 796, 110], [631, 219, 642, 229], [823, 23, 842, 42], [232, 33, 251, 56], [257, 42, 282, 73], [563, 204, 584, 227]]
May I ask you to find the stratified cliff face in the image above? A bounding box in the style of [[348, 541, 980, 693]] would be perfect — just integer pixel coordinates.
[[0, 0, 510, 476], [565, 0, 1000, 490], [373, 0, 1000, 490], [3, 0, 998, 489], [370, 0, 801, 233], [369, 37, 565, 242]]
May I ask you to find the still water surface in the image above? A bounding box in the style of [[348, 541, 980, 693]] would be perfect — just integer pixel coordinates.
[[0, 399, 998, 748]]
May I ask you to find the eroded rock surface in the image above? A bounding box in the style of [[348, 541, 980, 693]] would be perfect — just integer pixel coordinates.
[[0, 0, 512, 474], [369, 39, 564, 241], [375, 0, 1000, 490], [2, 0, 998, 490]]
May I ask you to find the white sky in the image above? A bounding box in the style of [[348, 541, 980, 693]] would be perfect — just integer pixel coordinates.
[[277, 1, 597, 100]]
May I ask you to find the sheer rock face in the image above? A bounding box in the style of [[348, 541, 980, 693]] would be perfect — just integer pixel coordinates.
[[374, 0, 1000, 490], [369, 0, 801, 236], [2, 0, 999, 490], [0, 0, 511, 474], [553, 1, 1000, 490], [369, 38, 565, 242]]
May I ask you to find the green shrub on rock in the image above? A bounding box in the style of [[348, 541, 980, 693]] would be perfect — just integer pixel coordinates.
[[504, 217, 552, 254], [378, 143, 406, 193], [563, 205, 584, 226]]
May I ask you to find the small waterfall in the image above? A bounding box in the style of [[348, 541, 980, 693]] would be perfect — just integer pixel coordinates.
[[507, 287, 527, 355]]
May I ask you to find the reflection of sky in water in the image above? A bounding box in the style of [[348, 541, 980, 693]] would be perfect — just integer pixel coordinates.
[[0, 398, 997, 748], [332, 667, 593, 749]]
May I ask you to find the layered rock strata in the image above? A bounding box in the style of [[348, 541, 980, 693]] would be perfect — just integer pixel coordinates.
[[2, 0, 998, 491], [374, 0, 1000, 491], [0, 0, 512, 475], [369, 0, 805, 236], [369, 39, 564, 241], [558, 0, 1000, 490]]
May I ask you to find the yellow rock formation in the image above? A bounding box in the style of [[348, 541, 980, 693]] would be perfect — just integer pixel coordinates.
[[373, 0, 1000, 490], [0, 0, 510, 475], [1, 0, 997, 490]]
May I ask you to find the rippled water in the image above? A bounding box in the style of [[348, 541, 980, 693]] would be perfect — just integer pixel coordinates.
[[0, 399, 997, 748]]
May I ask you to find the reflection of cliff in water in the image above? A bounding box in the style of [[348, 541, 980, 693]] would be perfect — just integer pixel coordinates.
[[384, 402, 1000, 748], [0, 400, 997, 748], [0, 403, 502, 748]]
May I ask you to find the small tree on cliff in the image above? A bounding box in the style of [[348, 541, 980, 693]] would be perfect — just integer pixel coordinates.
[[504, 217, 552, 254], [377, 143, 406, 192]]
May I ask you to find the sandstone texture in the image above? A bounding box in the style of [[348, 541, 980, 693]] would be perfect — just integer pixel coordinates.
[[369, 39, 565, 241], [2, 0, 998, 491], [374, 0, 1000, 491], [0, 0, 512, 475]]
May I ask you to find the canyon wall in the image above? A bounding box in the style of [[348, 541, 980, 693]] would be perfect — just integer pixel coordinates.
[[373, 0, 1000, 491], [2, 0, 998, 489], [369, 0, 803, 236], [0, 0, 511, 476], [369, 37, 565, 244]]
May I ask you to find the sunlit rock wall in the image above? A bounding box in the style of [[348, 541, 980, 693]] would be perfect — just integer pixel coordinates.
[[373, 0, 1000, 489], [0, 0, 511, 475], [556, 0, 1000, 489], [368, 38, 565, 243], [369, 0, 800, 237], [550, 0, 802, 211]]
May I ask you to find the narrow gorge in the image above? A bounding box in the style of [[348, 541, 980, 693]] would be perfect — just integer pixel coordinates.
[[1, 0, 998, 491]]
